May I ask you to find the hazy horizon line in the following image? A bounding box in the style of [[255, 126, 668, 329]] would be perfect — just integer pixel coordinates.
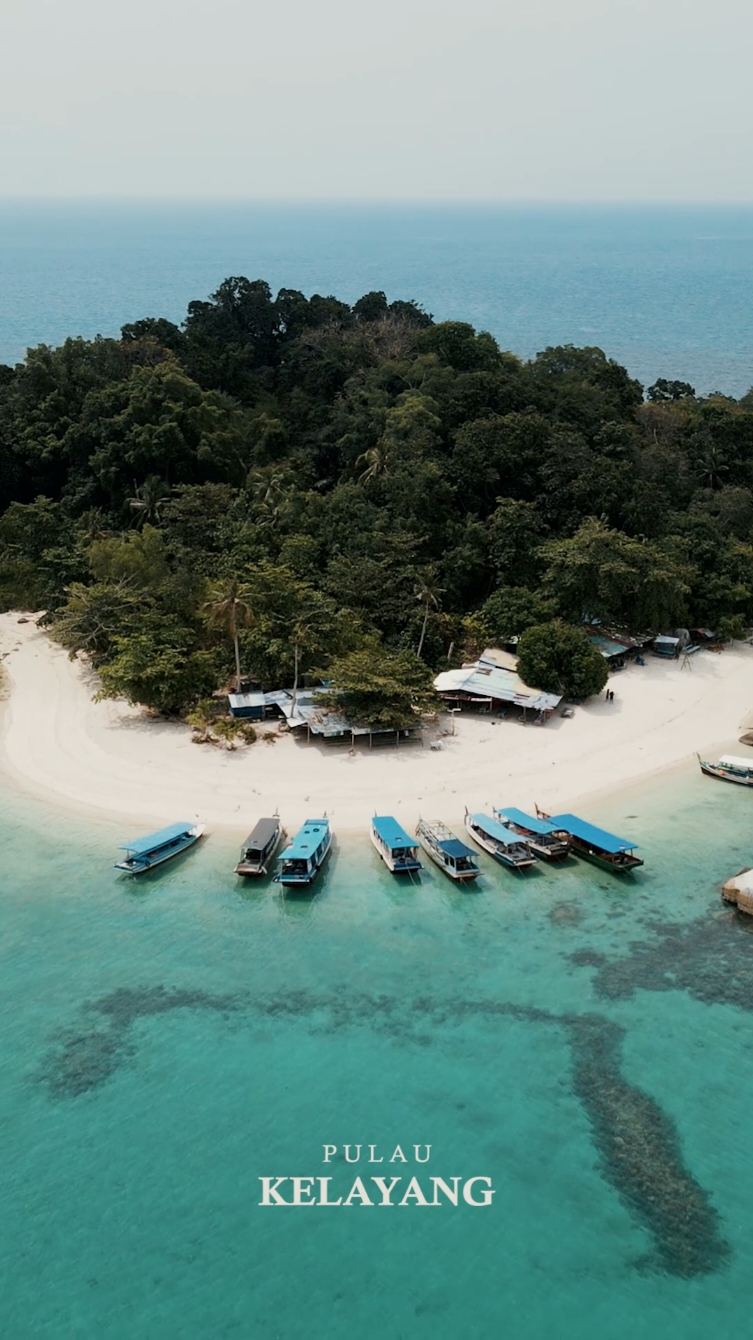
[[1, 196, 753, 210]]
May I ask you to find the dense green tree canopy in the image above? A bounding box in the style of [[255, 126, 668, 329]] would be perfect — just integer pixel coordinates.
[[517, 622, 609, 700], [1, 274, 752, 714]]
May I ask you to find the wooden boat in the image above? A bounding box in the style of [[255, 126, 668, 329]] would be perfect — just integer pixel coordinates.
[[698, 753, 753, 786], [538, 809, 643, 874], [235, 816, 284, 876], [371, 816, 422, 873], [114, 821, 205, 875], [275, 818, 332, 888], [415, 819, 480, 882], [464, 811, 536, 870], [494, 806, 570, 861]]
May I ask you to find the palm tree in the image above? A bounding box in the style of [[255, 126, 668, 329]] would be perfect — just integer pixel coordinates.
[[202, 579, 255, 693], [415, 569, 444, 659], [696, 446, 729, 491], [128, 475, 171, 527], [355, 443, 389, 485]]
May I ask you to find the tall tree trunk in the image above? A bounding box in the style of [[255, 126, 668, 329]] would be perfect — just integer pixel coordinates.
[[292, 641, 300, 712], [417, 601, 429, 658], [232, 608, 241, 692]]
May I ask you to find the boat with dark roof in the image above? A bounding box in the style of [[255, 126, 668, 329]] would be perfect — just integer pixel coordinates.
[[235, 816, 284, 877], [537, 808, 643, 874], [114, 822, 205, 875], [494, 806, 570, 861], [464, 811, 536, 870], [371, 816, 422, 873], [275, 818, 332, 888], [416, 819, 480, 882]]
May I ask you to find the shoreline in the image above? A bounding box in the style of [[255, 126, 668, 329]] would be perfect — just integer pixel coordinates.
[[2, 612, 752, 837]]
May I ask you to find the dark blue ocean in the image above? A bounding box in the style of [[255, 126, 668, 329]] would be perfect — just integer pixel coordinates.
[[2, 202, 753, 396]]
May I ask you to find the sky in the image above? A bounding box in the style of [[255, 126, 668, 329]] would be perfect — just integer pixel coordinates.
[[0, 0, 750, 200]]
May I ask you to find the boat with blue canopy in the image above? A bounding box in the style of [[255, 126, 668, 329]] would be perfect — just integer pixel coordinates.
[[114, 821, 205, 875], [541, 810, 643, 873], [416, 819, 479, 882], [371, 816, 422, 873], [464, 811, 536, 870], [275, 818, 332, 888], [494, 806, 570, 861]]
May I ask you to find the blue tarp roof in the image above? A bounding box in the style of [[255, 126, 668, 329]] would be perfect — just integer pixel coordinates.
[[589, 635, 632, 659], [469, 813, 521, 846], [282, 819, 329, 861], [119, 822, 193, 854], [548, 813, 638, 853], [496, 807, 559, 836], [372, 816, 417, 849], [438, 838, 475, 859]]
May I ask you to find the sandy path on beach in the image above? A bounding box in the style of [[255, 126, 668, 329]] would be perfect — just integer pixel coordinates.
[[1, 612, 752, 834]]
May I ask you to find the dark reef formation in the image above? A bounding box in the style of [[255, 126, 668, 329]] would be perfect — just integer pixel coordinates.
[[42, 986, 240, 1098], [570, 907, 753, 1009], [39, 984, 730, 1277], [564, 1013, 729, 1277]]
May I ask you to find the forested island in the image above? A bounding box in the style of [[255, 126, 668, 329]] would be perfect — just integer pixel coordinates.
[[1, 277, 751, 728]]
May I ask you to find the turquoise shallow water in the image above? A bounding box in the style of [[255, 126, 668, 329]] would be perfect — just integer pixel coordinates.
[[2, 770, 753, 1338]]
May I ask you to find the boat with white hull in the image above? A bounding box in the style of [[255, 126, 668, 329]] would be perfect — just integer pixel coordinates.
[[698, 753, 753, 786], [416, 820, 479, 882], [494, 807, 570, 861], [464, 812, 535, 870], [114, 822, 205, 875], [371, 816, 422, 873], [275, 818, 332, 888]]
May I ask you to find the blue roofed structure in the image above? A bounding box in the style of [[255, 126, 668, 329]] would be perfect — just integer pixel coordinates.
[[438, 837, 476, 859], [548, 814, 638, 853], [119, 822, 194, 854], [496, 807, 560, 836], [228, 691, 266, 719], [372, 816, 417, 849], [588, 635, 634, 661], [282, 819, 329, 860], [469, 814, 522, 846]]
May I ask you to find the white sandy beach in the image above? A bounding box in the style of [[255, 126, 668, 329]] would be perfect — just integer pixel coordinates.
[[1, 611, 752, 834]]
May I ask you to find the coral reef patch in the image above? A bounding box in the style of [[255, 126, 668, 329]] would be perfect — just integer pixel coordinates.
[[38, 985, 729, 1276]]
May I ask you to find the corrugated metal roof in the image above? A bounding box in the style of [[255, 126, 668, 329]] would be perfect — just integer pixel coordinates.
[[548, 813, 638, 853], [434, 662, 561, 712], [589, 636, 631, 659], [263, 689, 404, 737], [228, 692, 266, 709]]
